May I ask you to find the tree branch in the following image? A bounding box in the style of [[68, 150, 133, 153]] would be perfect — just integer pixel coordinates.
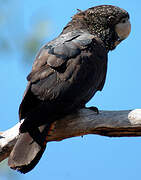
[[0, 109, 141, 163]]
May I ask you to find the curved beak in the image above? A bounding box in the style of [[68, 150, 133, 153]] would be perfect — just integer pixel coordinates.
[[115, 19, 131, 46]]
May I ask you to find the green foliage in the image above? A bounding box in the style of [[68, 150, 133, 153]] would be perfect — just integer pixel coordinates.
[[0, 0, 49, 65]]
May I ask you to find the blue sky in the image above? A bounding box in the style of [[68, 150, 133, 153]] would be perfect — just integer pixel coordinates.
[[0, 0, 141, 179]]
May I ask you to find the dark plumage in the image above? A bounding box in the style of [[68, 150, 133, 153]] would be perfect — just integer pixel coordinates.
[[8, 5, 131, 173]]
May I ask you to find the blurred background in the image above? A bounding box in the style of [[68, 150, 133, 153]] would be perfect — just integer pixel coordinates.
[[0, 0, 140, 179]]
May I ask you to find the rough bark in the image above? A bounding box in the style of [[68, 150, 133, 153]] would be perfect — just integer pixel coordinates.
[[0, 108, 141, 163]]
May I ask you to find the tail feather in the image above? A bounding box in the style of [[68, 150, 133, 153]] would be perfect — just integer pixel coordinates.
[[8, 132, 46, 174]]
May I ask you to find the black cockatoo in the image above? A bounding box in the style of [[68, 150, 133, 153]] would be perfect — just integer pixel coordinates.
[[8, 5, 131, 173]]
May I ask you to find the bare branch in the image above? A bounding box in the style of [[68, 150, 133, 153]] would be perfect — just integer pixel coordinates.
[[0, 109, 141, 163]]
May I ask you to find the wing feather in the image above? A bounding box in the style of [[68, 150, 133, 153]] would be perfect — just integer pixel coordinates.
[[19, 31, 107, 120]]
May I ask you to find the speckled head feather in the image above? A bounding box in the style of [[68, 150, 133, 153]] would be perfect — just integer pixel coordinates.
[[63, 5, 130, 51]]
